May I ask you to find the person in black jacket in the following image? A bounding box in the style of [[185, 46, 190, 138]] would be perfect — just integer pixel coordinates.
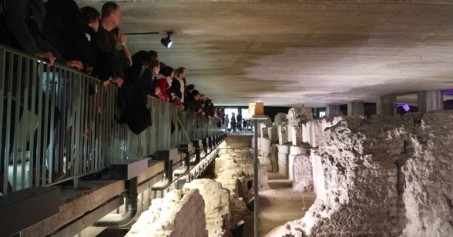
[[2, 0, 83, 68], [95, 1, 123, 87], [80, 6, 101, 75], [168, 67, 186, 103], [43, 0, 94, 71]]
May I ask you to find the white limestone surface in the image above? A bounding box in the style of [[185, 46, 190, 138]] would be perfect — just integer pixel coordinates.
[[270, 111, 453, 237], [125, 189, 207, 237], [184, 179, 230, 237]]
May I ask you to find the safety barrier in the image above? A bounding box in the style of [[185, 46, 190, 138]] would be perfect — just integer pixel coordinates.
[[0, 44, 223, 194]]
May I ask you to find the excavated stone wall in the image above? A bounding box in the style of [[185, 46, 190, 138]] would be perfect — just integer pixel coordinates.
[[126, 189, 207, 237], [291, 145, 313, 192], [273, 111, 453, 236]]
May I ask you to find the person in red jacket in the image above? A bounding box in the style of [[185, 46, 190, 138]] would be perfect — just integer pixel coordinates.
[[154, 66, 174, 102]]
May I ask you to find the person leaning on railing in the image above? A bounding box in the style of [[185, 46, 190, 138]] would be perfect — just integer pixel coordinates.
[[43, 0, 95, 73], [1, 0, 83, 69], [95, 1, 124, 88]]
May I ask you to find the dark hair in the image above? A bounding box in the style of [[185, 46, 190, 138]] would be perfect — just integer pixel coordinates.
[[149, 59, 160, 68], [186, 84, 195, 91], [175, 67, 186, 77], [191, 90, 200, 97], [148, 50, 158, 60], [160, 66, 174, 77], [80, 6, 100, 24], [101, 1, 119, 19], [132, 50, 154, 65]]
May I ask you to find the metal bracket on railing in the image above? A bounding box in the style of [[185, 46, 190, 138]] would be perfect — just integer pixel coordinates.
[[151, 148, 178, 198], [190, 140, 202, 165], [174, 144, 192, 179]]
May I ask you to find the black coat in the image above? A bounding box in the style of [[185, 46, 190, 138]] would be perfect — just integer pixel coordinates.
[[117, 81, 152, 134], [43, 0, 94, 65], [1, 0, 64, 63]]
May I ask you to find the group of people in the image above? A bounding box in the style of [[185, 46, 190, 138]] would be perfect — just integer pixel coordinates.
[[0, 0, 217, 114], [0, 0, 224, 192], [224, 112, 249, 133]]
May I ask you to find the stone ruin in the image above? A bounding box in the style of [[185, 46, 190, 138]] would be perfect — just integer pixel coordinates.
[[127, 108, 453, 237], [261, 110, 453, 236]]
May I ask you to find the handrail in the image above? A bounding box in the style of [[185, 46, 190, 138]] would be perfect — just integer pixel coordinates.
[[0, 44, 223, 194]]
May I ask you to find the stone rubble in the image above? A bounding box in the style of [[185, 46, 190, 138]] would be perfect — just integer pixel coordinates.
[[269, 111, 453, 237]]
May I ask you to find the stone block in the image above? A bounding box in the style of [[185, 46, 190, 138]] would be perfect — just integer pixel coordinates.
[[291, 126, 303, 146], [278, 125, 288, 145]]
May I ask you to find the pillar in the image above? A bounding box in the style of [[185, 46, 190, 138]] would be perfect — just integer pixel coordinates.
[[347, 101, 364, 116], [418, 90, 443, 113], [326, 104, 341, 118], [376, 96, 396, 115]]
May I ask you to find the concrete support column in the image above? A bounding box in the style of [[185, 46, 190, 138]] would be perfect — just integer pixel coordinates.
[[418, 90, 443, 113], [376, 96, 396, 115], [347, 101, 364, 116], [326, 104, 341, 118]]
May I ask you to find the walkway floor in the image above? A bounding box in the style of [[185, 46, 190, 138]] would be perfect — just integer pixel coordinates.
[[242, 173, 316, 237]]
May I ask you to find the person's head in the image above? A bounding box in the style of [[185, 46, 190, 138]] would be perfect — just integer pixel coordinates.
[[175, 67, 186, 79], [148, 50, 159, 61], [186, 84, 195, 92], [149, 59, 160, 75], [80, 6, 100, 32], [191, 90, 201, 101], [132, 50, 152, 66], [101, 2, 121, 28], [160, 66, 174, 78]]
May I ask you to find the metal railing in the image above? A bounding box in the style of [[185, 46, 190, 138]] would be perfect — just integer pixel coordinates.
[[0, 45, 222, 194]]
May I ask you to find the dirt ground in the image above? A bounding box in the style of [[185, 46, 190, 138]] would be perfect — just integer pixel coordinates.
[[242, 173, 316, 237]]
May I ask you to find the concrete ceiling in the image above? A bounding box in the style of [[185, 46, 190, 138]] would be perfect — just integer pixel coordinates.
[[77, 0, 453, 107]]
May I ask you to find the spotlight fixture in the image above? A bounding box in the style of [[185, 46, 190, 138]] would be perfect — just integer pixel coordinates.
[[161, 31, 173, 48]]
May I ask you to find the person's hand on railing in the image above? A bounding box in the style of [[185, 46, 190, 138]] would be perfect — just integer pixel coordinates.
[[112, 77, 124, 88], [66, 60, 84, 70], [103, 77, 124, 88], [35, 52, 56, 66]]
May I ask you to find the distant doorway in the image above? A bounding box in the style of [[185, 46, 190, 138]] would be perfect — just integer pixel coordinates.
[[224, 108, 238, 131]]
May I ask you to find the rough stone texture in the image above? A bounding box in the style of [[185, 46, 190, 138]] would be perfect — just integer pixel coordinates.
[[278, 125, 288, 145], [258, 119, 272, 137], [273, 113, 288, 126], [225, 135, 252, 149], [292, 126, 303, 146], [215, 148, 253, 197], [302, 120, 322, 147], [291, 145, 313, 192], [214, 146, 253, 233], [269, 144, 279, 172], [287, 106, 313, 126], [287, 125, 294, 145], [258, 137, 271, 157], [184, 179, 231, 237], [400, 111, 453, 237], [261, 126, 269, 138], [272, 111, 453, 237], [126, 189, 207, 237], [268, 126, 278, 144], [277, 144, 290, 178]]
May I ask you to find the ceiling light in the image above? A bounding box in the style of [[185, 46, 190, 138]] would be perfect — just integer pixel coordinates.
[[161, 31, 173, 48]]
